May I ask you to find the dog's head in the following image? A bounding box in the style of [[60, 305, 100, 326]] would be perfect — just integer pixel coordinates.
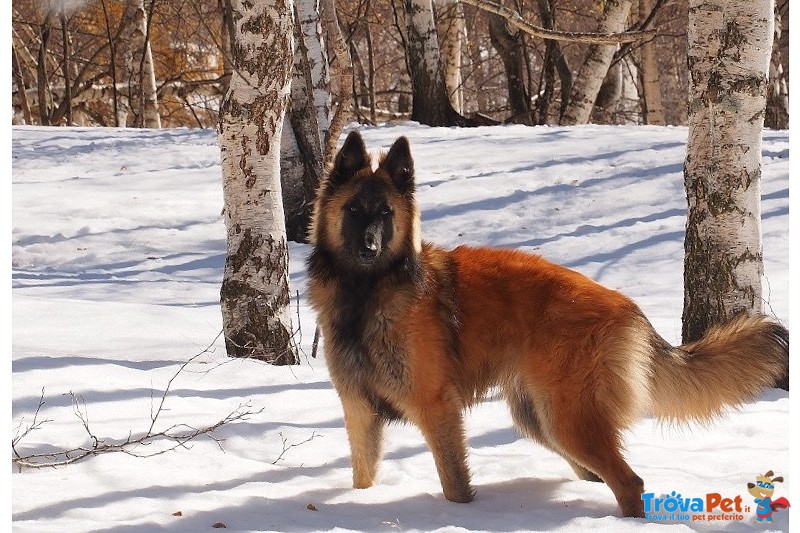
[[310, 131, 421, 273], [747, 471, 783, 499]]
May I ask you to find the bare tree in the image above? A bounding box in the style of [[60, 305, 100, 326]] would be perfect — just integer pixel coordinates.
[[560, 0, 633, 125], [282, 0, 328, 243], [488, 10, 531, 124], [682, 0, 774, 343], [765, 0, 788, 129], [128, 0, 161, 128], [218, 0, 298, 364], [403, 0, 469, 126], [637, 0, 664, 124], [436, 0, 466, 115], [534, 0, 571, 124]]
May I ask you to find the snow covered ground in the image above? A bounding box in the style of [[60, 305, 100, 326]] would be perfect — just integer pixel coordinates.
[[11, 124, 791, 532]]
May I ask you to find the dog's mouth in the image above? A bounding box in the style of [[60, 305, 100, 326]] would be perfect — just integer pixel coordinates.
[[356, 246, 380, 265]]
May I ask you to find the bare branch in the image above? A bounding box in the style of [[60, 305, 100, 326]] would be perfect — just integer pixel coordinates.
[[461, 0, 654, 44], [11, 331, 265, 470], [271, 431, 321, 465]]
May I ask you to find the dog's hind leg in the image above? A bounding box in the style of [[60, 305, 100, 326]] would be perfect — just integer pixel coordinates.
[[540, 392, 645, 517], [506, 383, 604, 483], [339, 393, 384, 489]]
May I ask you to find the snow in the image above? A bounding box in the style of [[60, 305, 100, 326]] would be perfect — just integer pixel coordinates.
[[11, 123, 792, 532]]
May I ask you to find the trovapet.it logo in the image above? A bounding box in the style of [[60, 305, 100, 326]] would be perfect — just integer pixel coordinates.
[[642, 470, 790, 524]]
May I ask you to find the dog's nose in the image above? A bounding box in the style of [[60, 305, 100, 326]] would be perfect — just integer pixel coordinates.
[[365, 232, 379, 252]]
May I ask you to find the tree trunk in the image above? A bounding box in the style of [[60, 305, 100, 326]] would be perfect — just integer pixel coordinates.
[[682, 0, 772, 343], [36, 13, 53, 126], [464, 8, 489, 114], [404, 0, 466, 126], [319, 0, 352, 166], [488, 11, 531, 124], [764, 1, 788, 129], [129, 0, 161, 128], [12, 43, 33, 125], [282, 1, 326, 243], [296, 0, 331, 180], [534, 0, 571, 124], [560, 0, 632, 125], [218, 0, 299, 364], [436, 0, 465, 115], [638, 0, 664, 124], [59, 8, 72, 126], [219, 0, 235, 94]]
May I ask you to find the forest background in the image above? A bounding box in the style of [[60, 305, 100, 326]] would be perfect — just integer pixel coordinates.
[[10, 0, 790, 132]]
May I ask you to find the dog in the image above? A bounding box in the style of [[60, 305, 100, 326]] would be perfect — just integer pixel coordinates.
[[306, 130, 789, 517]]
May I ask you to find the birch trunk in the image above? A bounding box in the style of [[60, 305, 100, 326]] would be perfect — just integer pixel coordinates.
[[319, 0, 352, 166], [296, 0, 331, 137], [218, 0, 298, 364], [282, 0, 325, 243], [682, 0, 772, 343], [436, 0, 465, 115], [560, 0, 632, 125], [404, 0, 464, 126], [128, 0, 161, 128], [764, 1, 788, 129], [639, 0, 664, 124]]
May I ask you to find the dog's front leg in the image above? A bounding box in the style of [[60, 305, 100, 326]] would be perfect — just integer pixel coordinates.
[[411, 395, 474, 503], [339, 393, 384, 488]]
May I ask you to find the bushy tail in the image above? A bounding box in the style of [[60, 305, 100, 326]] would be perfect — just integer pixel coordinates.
[[649, 314, 789, 423]]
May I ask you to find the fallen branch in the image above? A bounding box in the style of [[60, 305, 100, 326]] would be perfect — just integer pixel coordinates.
[[12, 331, 263, 470], [461, 0, 654, 44], [271, 431, 321, 464]]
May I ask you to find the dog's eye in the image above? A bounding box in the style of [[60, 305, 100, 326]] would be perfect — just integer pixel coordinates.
[[380, 207, 392, 217], [347, 205, 359, 215]]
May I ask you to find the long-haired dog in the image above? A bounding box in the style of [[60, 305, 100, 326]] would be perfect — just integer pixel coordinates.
[[307, 131, 789, 517]]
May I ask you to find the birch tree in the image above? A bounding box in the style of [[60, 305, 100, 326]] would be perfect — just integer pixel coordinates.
[[218, 0, 298, 364], [281, 0, 329, 243], [764, 1, 788, 129], [638, 0, 664, 124], [436, 0, 466, 115], [488, 11, 531, 124], [560, 0, 633, 125], [127, 0, 161, 128], [403, 0, 466, 126], [682, 0, 773, 343]]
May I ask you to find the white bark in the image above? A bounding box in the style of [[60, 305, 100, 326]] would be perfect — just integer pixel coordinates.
[[408, 0, 443, 86], [318, 0, 352, 164], [561, 0, 633, 125], [436, 0, 465, 114], [682, 0, 772, 342], [405, 0, 462, 125], [128, 0, 161, 128], [218, 0, 298, 363], [295, 0, 331, 137]]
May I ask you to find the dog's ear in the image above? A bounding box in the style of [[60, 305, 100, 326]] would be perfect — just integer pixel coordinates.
[[381, 136, 414, 194], [329, 130, 369, 186], [772, 476, 784, 483]]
